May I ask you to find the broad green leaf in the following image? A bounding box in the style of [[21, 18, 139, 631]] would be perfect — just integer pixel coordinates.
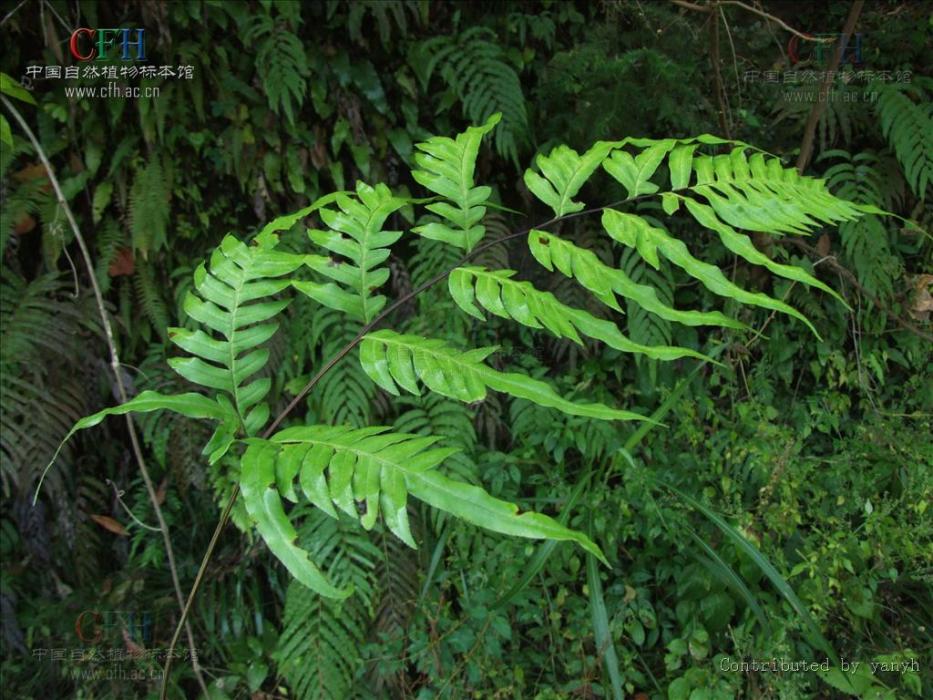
[[523, 141, 619, 217], [0, 72, 37, 105], [360, 330, 649, 422]]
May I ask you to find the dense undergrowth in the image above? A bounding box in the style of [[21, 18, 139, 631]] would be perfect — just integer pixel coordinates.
[[1, 2, 930, 699]]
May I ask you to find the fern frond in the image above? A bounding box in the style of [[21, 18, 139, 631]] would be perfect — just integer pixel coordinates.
[[600, 211, 820, 336], [295, 181, 404, 323], [240, 425, 607, 596], [276, 508, 380, 700], [359, 329, 648, 421], [524, 141, 617, 217], [875, 81, 933, 198], [244, 14, 309, 124], [528, 229, 744, 329], [667, 146, 869, 234], [414, 27, 529, 163], [411, 113, 499, 251], [315, 320, 375, 428], [168, 234, 306, 437], [129, 158, 169, 257], [347, 0, 420, 49], [616, 246, 672, 389], [134, 261, 170, 342], [448, 265, 705, 361], [819, 150, 902, 297]]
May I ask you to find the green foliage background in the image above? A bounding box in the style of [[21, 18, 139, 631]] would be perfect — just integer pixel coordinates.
[[0, 1, 930, 698]]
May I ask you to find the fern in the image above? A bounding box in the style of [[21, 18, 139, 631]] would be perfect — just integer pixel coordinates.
[[359, 329, 648, 421], [129, 158, 169, 257], [875, 79, 933, 198], [51, 118, 874, 603], [1, 274, 94, 498], [413, 27, 529, 164], [346, 0, 421, 49], [411, 113, 499, 251], [134, 260, 170, 342], [448, 265, 703, 360], [275, 508, 380, 700], [820, 150, 903, 298], [295, 182, 404, 323], [241, 424, 606, 597], [243, 12, 309, 125]]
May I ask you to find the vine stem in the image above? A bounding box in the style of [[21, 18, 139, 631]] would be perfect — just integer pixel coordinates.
[[1, 95, 210, 698], [158, 197, 635, 696]]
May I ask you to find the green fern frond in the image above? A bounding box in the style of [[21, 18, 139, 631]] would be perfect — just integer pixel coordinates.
[[315, 321, 375, 429], [524, 141, 618, 217], [524, 139, 872, 336], [414, 27, 529, 163], [411, 113, 500, 251], [875, 81, 933, 198], [347, 0, 420, 49], [819, 149, 904, 298], [359, 329, 649, 421], [448, 265, 705, 361], [601, 211, 821, 336], [134, 261, 170, 342], [129, 158, 169, 257], [93, 218, 125, 294], [240, 424, 607, 596], [168, 234, 306, 437], [244, 14, 309, 124], [276, 508, 380, 700], [528, 229, 743, 329], [295, 182, 404, 323]]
